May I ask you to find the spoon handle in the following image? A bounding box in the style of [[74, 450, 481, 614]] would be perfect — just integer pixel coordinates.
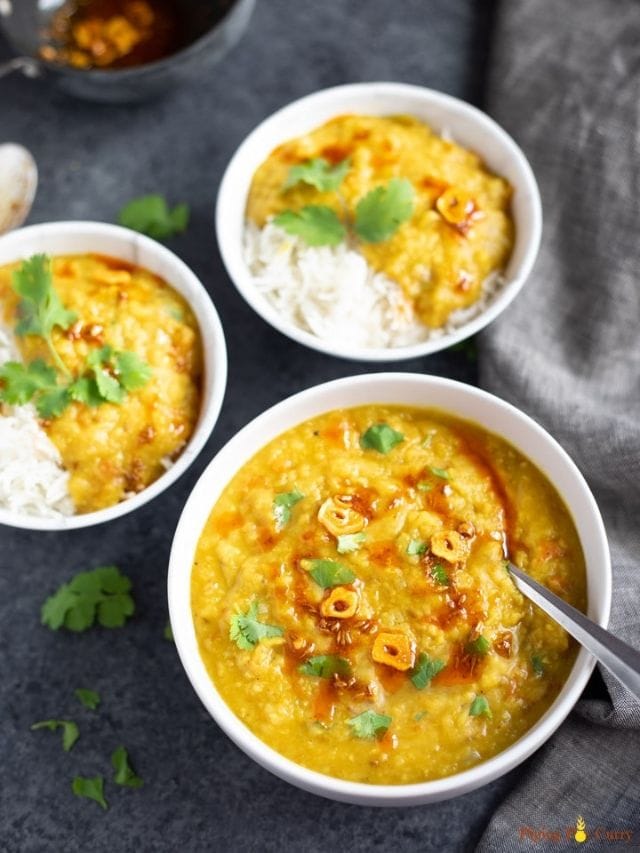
[[508, 562, 640, 701]]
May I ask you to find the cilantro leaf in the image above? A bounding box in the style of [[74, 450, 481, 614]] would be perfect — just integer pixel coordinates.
[[347, 710, 391, 739], [84, 346, 151, 405], [410, 653, 445, 689], [466, 635, 491, 656], [36, 386, 71, 418], [360, 423, 404, 454], [118, 194, 190, 240], [274, 205, 346, 246], [41, 566, 134, 632], [86, 347, 126, 404], [336, 532, 366, 554], [31, 719, 79, 752], [273, 489, 304, 531], [355, 178, 414, 243], [406, 539, 427, 556], [72, 775, 108, 810], [298, 655, 351, 678], [68, 376, 103, 407], [302, 559, 356, 588], [113, 350, 152, 391], [429, 466, 450, 480], [430, 563, 449, 585], [469, 695, 492, 718], [531, 654, 545, 677], [74, 688, 100, 710], [111, 746, 143, 788], [229, 601, 284, 650], [284, 157, 350, 192], [0, 359, 56, 405]]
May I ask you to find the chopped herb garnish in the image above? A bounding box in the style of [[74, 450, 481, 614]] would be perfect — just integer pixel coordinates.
[[229, 601, 283, 650], [531, 654, 545, 676], [274, 205, 346, 246], [41, 565, 134, 632], [298, 655, 351, 679], [164, 622, 174, 641], [31, 719, 79, 752], [430, 563, 449, 585], [429, 466, 450, 480], [284, 157, 350, 192], [347, 710, 392, 739], [466, 635, 491, 656], [74, 688, 100, 710], [118, 194, 189, 240], [354, 178, 415, 243], [360, 423, 405, 454], [72, 775, 108, 810], [302, 558, 356, 588], [12, 255, 76, 376], [273, 489, 304, 531], [111, 746, 143, 788], [410, 653, 445, 689], [469, 695, 492, 718], [336, 532, 366, 554], [406, 539, 427, 556], [417, 482, 433, 492]]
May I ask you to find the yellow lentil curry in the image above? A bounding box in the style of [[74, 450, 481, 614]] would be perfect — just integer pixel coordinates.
[[0, 254, 202, 513], [192, 406, 586, 784], [247, 115, 515, 329]]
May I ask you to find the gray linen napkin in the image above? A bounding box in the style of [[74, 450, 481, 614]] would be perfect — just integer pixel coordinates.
[[477, 0, 640, 848]]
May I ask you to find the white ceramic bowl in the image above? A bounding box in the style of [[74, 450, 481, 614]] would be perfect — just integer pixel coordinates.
[[168, 373, 610, 806], [216, 82, 542, 362], [0, 221, 227, 531]]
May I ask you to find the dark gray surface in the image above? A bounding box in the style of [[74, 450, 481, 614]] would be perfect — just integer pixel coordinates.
[[0, 2, 520, 851]]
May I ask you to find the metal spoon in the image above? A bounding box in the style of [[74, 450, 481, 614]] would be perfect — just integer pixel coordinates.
[[0, 143, 38, 234], [509, 562, 640, 701]]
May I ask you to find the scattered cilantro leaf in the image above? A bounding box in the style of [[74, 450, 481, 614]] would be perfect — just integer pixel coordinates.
[[0, 359, 71, 418], [84, 346, 152, 406], [118, 194, 190, 240], [355, 178, 414, 243], [284, 157, 350, 192], [429, 466, 449, 480], [469, 695, 492, 718], [336, 532, 366, 554], [466, 635, 491, 656], [347, 710, 392, 739], [164, 622, 174, 641], [31, 719, 79, 752], [430, 563, 449, 585], [86, 347, 126, 404], [74, 688, 100, 710], [274, 205, 346, 246], [36, 385, 71, 418], [111, 746, 143, 788], [229, 601, 283, 650], [303, 559, 356, 588], [11, 255, 76, 376], [68, 376, 103, 407], [531, 654, 545, 677], [273, 489, 304, 531], [406, 539, 427, 557], [72, 775, 108, 810], [360, 423, 405, 454], [41, 566, 134, 632], [298, 655, 351, 679], [410, 653, 445, 689], [113, 350, 152, 391]]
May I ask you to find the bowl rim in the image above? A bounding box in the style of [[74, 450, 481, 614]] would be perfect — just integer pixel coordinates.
[[0, 220, 228, 531], [215, 81, 543, 363], [4, 0, 255, 80], [168, 372, 611, 806]]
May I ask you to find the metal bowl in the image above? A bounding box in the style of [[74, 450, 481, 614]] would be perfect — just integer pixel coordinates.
[[0, 0, 254, 102]]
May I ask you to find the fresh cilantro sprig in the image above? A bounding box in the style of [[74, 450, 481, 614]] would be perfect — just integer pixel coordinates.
[[347, 710, 391, 739], [274, 206, 346, 246], [229, 601, 284, 650], [30, 719, 79, 752], [111, 746, 143, 788], [72, 775, 108, 810], [41, 566, 135, 632], [410, 653, 445, 690], [12, 255, 76, 377], [284, 157, 350, 192], [0, 359, 69, 418], [118, 194, 190, 240]]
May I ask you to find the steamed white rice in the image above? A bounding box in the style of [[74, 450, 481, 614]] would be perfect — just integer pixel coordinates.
[[244, 221, 505, 349], [0, 326, 74, 519]]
